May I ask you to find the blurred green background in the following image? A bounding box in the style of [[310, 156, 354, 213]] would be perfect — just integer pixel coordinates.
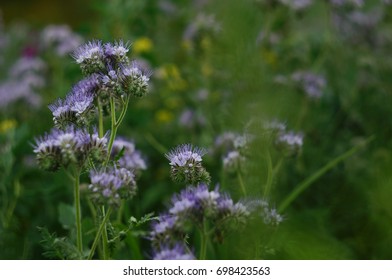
[[1, 0, 392, 260]]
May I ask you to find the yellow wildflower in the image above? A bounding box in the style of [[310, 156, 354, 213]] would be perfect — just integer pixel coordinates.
[[133, 37, 153, 54], [0, 119, 17, 134]]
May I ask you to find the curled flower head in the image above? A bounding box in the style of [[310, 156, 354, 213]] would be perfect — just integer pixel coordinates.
[[152, 243, 195, 260], [120, 61, 151, 98], [72, 40, 106, 75], [88, 130, 108, 162], [49, 76, 99, 129], [33, 127, 107, 171], [165, 144, 210, 184], [275, 130, 304, 156], [104, 41, 130, 65], [33, 127, 91, 170], [149, 184, 250, 248], [244, 199, 284, 226], [89, 167, 137, 206], [33, 134, 61, 171], [223, 150, 245, 172]]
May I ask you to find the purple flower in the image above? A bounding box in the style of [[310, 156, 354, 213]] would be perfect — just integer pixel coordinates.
[[104, 41, 130, 65], [33, 127, 87, 170], [150, 214, 179, 244], [263, 208, 284, 226], [49, 76, 98, 128], [40, 24, 83, 56], [223, 150, 245, 172], [9, 57, 46, 78], [111, 138, 147, 172], [73, 40, 104, 64], [275, 130, 304, 156], [72, 40, 106, 74], [149, 184, 250, 250], [89, 167, 136, 206], [120, 61, 151, 98], [152, 243, 195, 260], [244, 199, 283, 226], [165, 144, 210, 184], [166, 144, 206, 167], [33, 126, 107, 171]]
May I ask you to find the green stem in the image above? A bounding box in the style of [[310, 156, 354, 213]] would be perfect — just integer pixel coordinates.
[[73, 168, 83, 256], [278, 137, 374, 212], [263, 150, 273, 198], [101, 206, 110, 260], [144, 133, 167, 154], [116, 200, 125, 224], [104, 97, 130, 166], [88, 206, 112, 260], [115, 96, 130, 127], [237, 169, 247, 196], [97, 98, 104, 138], [199, 219, 208, 260], [105, 97, 117, 166]]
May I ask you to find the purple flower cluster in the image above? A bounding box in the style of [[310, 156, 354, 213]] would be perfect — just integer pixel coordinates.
[[89, 167, 136, 206], [0, 56, 46, 109], [33, 127, 107, 171], [152, 243, 195, 260], [72, 40, 106, 74], [246, 199, 284, 226], [165, 144, 210, 184], [40, 25, 83, 56], [150, 184, 249, 247], [49, 75, 99, 128], [111, 138, 147, 174], [72, 41, 151, 99], [213, 132, 250, 173], [275, 130, 304, 156], [264, 119, 304, 156]]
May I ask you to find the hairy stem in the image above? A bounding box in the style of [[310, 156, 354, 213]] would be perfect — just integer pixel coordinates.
[[278, 137, 374, 212], [104, 97, 117, 166], [101, 206, 110, 259], [73, 168, 83, 256], [263, 150, 273, 198], [97, 98, 104, 138], [237, 168, 247, 197], [88, 206, 112, 260], [199, 219, 208, 260]]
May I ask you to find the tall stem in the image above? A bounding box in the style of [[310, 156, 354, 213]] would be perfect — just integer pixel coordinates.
[[199, 219, 208, 260], [263, 150, 273, 198], [97, 98, 104, 138], [104, 96, 129, 166], [237, 168, 247, 197], [88, 207, 112, 259], [105, 97, 117, 166], [101, 206, 110, 259], [73, 168, 83, 256]]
